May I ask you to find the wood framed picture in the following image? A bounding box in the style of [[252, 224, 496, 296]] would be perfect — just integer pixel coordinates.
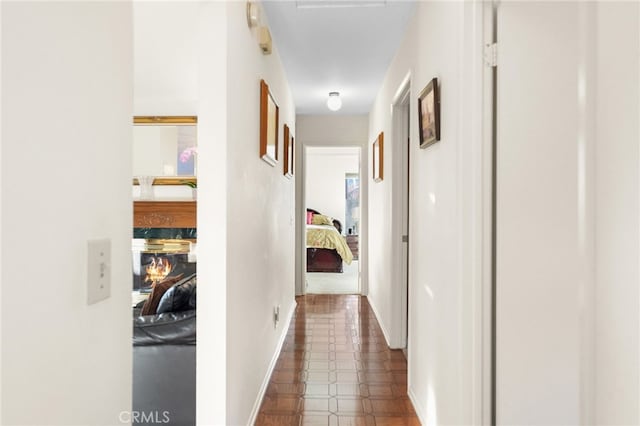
[[283, 124, 294, 178], [260, 79, 279, 166], [418, 77, 440, 148], [372, 132, 384, 182]]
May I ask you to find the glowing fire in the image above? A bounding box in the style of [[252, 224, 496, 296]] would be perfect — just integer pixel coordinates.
[[145, 257, 173, 285]]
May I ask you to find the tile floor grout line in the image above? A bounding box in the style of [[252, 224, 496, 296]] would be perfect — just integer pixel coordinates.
[[256, 294, 419, 426]]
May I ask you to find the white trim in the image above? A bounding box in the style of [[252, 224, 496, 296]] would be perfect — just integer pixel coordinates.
[[297, 144, 308, 296], [577, 3, 596, 425], [408, 386, 427, 426], [392, 71, 412, 106], [390, 73, 411, 350], [246, 299, 297, 426], [0, 0, 3, 419], [458, 1, 478, 423], [300, 143, 364, 296], [636, 2, 640, 419], [479, 2, 494, 425], [365, 295, 392, 348]]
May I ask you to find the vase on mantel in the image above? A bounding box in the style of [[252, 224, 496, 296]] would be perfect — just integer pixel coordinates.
[[137, 176, 155, 200]]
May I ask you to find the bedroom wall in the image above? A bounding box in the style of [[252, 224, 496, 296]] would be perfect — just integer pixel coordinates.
[[368, 1, 484, 424], [295, 115, 369, 295], [306, 147, 359, 230], [224, 1, 297, 424], [1, 2, 133, 424]]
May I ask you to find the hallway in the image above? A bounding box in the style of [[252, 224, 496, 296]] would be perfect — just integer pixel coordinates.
[[256, 295, 419, 425]]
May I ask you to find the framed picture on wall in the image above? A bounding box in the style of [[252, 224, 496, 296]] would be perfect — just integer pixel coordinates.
[[260, 79, 279, 166], [283, 124, 294, 178], [418, 77, 440, 148], [373, 132, 384, 182], [290, 137, 294, 175]]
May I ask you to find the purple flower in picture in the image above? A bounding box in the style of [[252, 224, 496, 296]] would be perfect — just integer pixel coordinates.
[[180, 146, 197, 163]]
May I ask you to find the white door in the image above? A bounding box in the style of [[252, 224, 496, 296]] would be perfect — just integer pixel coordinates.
[[496, 2, 588, 424], [496, 2, 640, 425]]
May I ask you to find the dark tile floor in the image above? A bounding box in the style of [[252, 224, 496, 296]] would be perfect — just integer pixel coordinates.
[[255, 294, 420, 426]]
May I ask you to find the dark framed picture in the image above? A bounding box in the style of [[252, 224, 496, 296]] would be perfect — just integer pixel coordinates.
[[260, 79, 279, 166], [283, 124, 294, 178], [372, 132, 383, 182], [418, 78, 440, 148]]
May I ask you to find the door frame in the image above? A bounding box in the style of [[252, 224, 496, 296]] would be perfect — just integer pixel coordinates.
[[390, 73, 411, 350], [485, 2, 497, 424], [299, 144, 364, 296]]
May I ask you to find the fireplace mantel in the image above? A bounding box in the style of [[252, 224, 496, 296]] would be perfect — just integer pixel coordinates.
[[133, 200, 196, 228]]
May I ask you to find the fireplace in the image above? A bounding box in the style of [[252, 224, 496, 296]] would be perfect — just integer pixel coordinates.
[[132, 239, 196, 293]]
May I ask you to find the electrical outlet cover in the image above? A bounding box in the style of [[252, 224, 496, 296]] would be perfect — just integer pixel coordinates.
[[87, 239, 111, 305]]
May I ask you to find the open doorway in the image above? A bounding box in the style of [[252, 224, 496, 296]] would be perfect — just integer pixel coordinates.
[[304, 146, 361, 294], [131, 3, 199, 425]]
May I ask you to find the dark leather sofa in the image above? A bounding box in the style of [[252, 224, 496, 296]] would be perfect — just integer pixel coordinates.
[[132, 274, 196, 426]]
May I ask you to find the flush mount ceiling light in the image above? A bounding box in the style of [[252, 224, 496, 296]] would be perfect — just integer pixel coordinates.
[[327, 92, 342, 111]]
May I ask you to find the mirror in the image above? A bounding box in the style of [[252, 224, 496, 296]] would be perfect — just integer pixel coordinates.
[[133, 116, 197, 185]]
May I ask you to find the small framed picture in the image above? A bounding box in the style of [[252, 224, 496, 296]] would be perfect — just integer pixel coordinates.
[[373, 132, 383, 182], [418, 78, 440, 148], [283, 124, 294, 178], [260, 79, 279, 166]]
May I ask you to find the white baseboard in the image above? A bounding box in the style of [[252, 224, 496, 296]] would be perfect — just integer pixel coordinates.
[[408, 386, 426, 425], [246, 299, 297, 426], [364, 295, 392, 349]]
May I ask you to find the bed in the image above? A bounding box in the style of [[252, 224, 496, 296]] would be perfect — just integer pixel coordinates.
[[306, 208, 353, 273]]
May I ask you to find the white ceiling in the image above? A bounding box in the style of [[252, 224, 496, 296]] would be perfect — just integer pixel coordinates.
[[262, 0, 416, 115]]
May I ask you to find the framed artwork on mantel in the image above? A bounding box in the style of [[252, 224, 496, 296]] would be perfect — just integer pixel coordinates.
[[260, 79, 279, 166], [373, 132, 384, 182]]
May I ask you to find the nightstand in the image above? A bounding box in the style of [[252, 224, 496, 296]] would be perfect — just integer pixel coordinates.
[[346, 234, 358, 260]]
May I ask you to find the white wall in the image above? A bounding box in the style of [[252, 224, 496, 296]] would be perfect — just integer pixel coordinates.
[[594, 2, 639, 424], [295, 115, 369, 296], [297, 115, 369, 145], [306, 147, 359, 230], [497, 2, 640, 425], [133, 1, 198, 116], [196, 2, 228, 424], [372, 2, 640, 425], [1, 2, 133, 425], [224, 2, 297, 424], [368, 1, 485, 425]]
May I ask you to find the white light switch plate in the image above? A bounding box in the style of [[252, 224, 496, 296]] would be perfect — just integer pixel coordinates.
[[87, 239, 111, 305]]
